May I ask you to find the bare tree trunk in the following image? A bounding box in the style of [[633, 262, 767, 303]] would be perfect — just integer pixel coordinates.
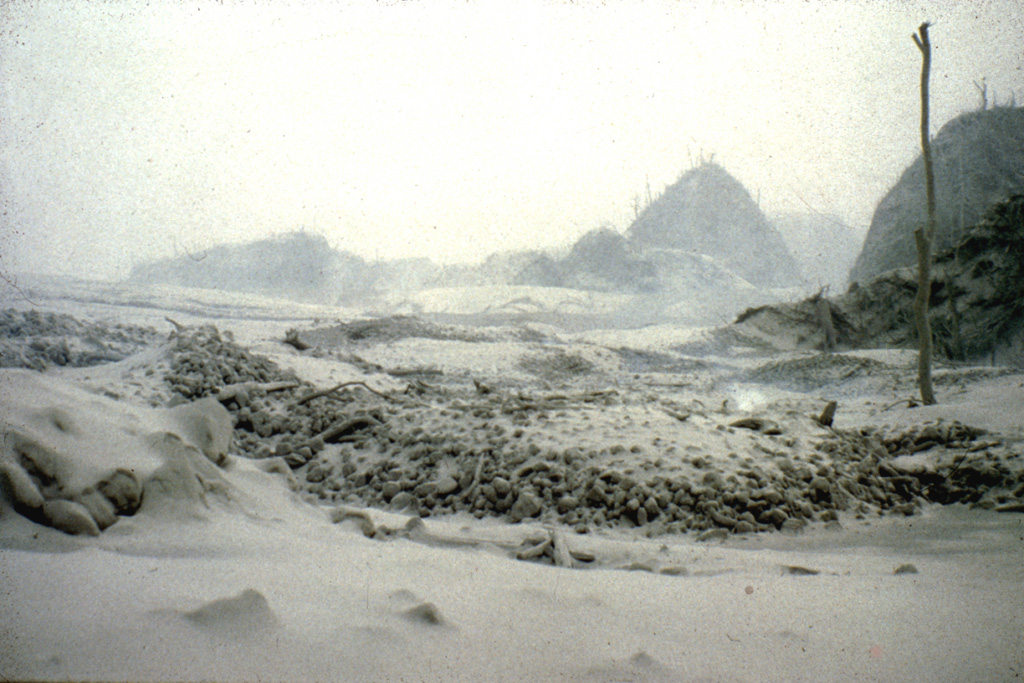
[[912, 22, 937, 405], [812, 287, 837, 351]]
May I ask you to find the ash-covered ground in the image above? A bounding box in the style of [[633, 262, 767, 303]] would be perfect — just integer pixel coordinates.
[[3, 290, 1021, 547]]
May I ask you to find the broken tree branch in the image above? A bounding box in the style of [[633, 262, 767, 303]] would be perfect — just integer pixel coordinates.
[[816, 400, 838, 427], [216, 381, 300, 403], [294, 381, 392, 406], [283, 329, 310, 351], [165, 317, 186, 332], [309, 415, 382, 445], [550, 530, 575, 568]]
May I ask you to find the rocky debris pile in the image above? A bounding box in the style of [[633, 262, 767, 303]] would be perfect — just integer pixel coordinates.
[[874, 421, 1022, 508], [163, 325, 421, 467], [878, 420, 987, 455], [301, 411, 1021, 537], [163, 326, 334, 462], [157, 326, 1024, 536], [745, 353, 895, 392], [518, 349, 596, 378], [164, 325, 298, 401], [809, 421, 1022, 514], [286, 389, 1023, 537], [0, 308, 159, 370]]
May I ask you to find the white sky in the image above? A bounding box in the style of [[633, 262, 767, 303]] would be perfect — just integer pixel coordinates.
[[2, 0, 1023, 280]]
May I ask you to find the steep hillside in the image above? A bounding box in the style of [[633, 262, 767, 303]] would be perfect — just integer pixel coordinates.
[[850, 106, 1024, 284], [625, 162, 802, 287]]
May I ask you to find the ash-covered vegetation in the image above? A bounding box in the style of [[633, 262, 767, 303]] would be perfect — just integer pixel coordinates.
[[734, 193, 1024, 365]]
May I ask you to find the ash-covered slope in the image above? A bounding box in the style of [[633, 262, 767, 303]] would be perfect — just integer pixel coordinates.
[[125, 163, 807, 326], [508, 162, 805, 300], [625, 161, 802, 287], [850, 106, 1024, 284]]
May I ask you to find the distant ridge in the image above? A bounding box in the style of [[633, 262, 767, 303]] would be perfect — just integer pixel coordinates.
[[127, 232, 353, 300], [125, 162, 826, 325]]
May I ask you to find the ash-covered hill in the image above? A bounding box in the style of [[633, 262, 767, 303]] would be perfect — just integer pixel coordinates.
[[850, 106, 1024, 284], [625, 161, 802, 287], [126, 163, 813, 326], [508, 162, 805, 297]]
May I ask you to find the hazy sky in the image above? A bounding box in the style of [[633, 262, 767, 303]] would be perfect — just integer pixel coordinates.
[[2, 0, 1023, 280]]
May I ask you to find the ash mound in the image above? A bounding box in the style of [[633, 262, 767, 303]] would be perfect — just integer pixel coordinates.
[[850, 105, 1024, 284], [0, 370, 234, 536], [625, 161, 802, 288]]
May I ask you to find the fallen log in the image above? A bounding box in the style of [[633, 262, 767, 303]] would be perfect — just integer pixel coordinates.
[[310, 415, 382, 444], [663, 408, 691, 422], [516, 538, 552, 561], [456, 452, 488, 503], [330, 506, 376, 537], [371, 516, 598, 569]]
